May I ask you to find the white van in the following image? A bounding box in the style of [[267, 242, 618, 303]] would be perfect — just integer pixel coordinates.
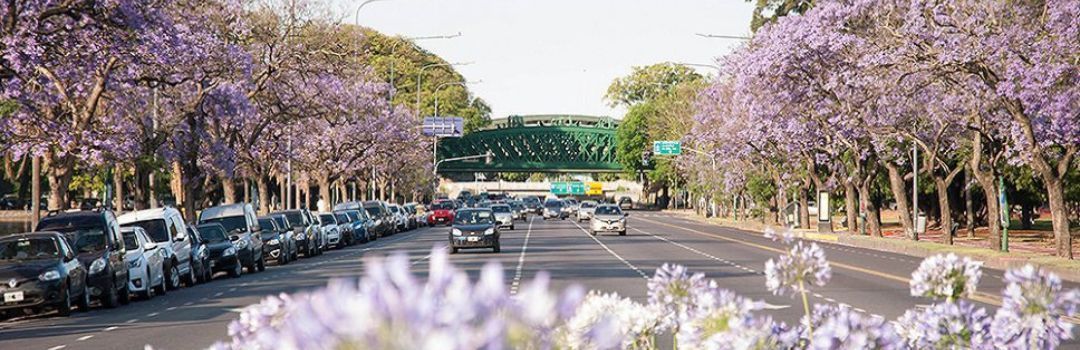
[[118, 207, 195, 290]]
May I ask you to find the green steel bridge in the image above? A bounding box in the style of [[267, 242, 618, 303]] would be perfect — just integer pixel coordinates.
[[436, 114, 621, 173]]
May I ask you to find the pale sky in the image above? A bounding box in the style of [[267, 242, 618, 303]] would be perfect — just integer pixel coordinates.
[[330, 0, 755, 119]]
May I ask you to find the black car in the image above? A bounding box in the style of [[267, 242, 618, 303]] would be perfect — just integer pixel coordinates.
[[195, 223, 242, 278], [362, 201, 392, 238], [185, 225, 213, 283], [257, 216, 293, 265], [36, 210, 129, 308], [542, 200, 568, 220], [522, 196, 542, 214], [449, 208, 500, 254], [198, 204, 265, 273], [0, 232, 90, 317], [269, 210, 319, 258], [0, 196, 25, 210], [269, 215, 300, 261]]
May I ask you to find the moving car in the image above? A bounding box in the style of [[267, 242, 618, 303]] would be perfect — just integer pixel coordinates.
[[117, 207, 195, 290], [316, 213, 342, 249], [490, 204, 515, 230], [508, 201, 527, 221], [577, 200, 598, 222], [449, 208, 500, 254], [270, 210, 319, 257], [257, 216, 295, 264], [198, 204, 265, 273], [37, 210, 129, 308], [121, 227, 166, 300], [618, 196, 633, 210], [564, 199, 580, 216], [195, 223, 243, 278], [522, 196, 542, 214], [542, 200, 568, 220], [590, 204, 628, 236], [427, 200, 455, 226], [0, 232, 90, 316]]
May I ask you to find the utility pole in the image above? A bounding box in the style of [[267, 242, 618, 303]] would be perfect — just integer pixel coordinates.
[[31, 156, 40, 231], [912, 144, 919, 240]]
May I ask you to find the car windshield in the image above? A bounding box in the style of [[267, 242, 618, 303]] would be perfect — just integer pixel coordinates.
[[346, 212, 361, 221], [201, 216, 248, 234], [197, 225, 229, 243], [454, 210, 494, 225], [121, 231, 139, 248], [545, 201, 562, 208], [364, 207, 381, 217], [319, 214, 336, 225], [335, 213, 349, 223], [582, 202, 596, 208], [0, 238, 59, 261], [280, 212, 306, 228], [121, 219, 170, 243], [52, 227, 107, 253], [272, 217, 289, 230], [430, 202, 453, 210], [595, 206, 622, 215], [258, 219, 275, 231], [491, 205, 511, 213]]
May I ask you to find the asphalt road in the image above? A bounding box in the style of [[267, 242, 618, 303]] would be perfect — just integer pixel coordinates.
[[2, 211, 1077, 350]]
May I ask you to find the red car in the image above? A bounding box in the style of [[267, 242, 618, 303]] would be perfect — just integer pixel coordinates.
[[427, 200, 455, 226]]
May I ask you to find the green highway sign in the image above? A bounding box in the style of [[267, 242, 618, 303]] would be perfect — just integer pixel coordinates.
[[653, 141, 682, 155], [550, 181, 586, 195]]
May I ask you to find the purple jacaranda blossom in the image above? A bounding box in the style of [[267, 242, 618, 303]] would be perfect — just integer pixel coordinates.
[[765, 242, 831, 298], [991, 265, 1080, 349], [895, 301, 993, 349], [909, 253, 983, 302], [647, 263, 711, 331]]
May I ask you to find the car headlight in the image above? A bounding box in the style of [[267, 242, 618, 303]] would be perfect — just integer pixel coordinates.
[[452, 228, 463, 236], [224, 247, 237, 256], [269, 238, 280, 245], [39, 270, 61, 281], [89, 258, 106, 274], [235, 239, 249, 249], [484, 228, 495, 236], [128, 259, 142, 269]]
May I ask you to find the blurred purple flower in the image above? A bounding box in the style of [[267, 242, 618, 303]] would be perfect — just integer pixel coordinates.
[[647, 263, 710, 330], [910, 253, 983, 301], [896, 301, 993, 349], [991, 265, 1080, 349], [765, 242, 831, 298]]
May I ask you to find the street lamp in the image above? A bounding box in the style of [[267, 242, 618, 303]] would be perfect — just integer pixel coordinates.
[[432, 151, 493, 195], [695, 33, 752, 40], [354, 0, 392, 22], [674, 62, 723, 73], [416, 61, 473, 116]]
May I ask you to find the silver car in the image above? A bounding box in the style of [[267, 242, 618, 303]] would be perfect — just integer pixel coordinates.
[[589, 204, 627, 236], [121, 227, 166, 299], [576, 200, 598, 222], [490, 204, 515, 230]]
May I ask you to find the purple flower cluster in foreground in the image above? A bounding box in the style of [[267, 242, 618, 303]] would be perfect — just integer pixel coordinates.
[[208, 248, 1079, 350]]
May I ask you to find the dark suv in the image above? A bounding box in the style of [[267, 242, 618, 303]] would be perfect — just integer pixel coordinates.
[[198, 204, 265, 273], [36, 210, 130, 308], [269, 210, 320, 257]]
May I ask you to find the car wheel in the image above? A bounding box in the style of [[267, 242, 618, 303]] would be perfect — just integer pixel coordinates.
[[77, 281, 91, 312], [450, 247, 459, 254], [619, 230, 627, 236], [119, 281, 131, 305], [590, 230, 597, 236], [230, 259, 243, 278], [257, 255, 266, 272], [141, 267, 155, 299], [56, 283, 73, 316], [184, 264, 196, 286], [167, 263, 181, 290], [102, 281, 120, 308], [493, 243, 501, 253]]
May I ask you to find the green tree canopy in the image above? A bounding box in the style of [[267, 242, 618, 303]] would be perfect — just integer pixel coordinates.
[[604, 63, 702, 108], [746, 0, 814, 32]]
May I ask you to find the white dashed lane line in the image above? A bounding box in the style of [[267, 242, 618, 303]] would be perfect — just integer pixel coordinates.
[[571, 221, 648, 279], [75, 335, 93, 341], [510, 217, 535, 296]]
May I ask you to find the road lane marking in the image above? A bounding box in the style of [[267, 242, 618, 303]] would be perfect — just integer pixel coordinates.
[[103, 326, 118, 332], [510, 217, 535, 296], [572, 221, 648, 279], [76, 335, 93, 341], [146, 312, 159, 317], [46, 346, 66, 350], [125, 319, 138, 324]]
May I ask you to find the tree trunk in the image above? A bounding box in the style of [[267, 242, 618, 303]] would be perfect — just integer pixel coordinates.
[[45, 152, 73, 210], [845, 181, 858, 234], [31, 156, 41, 230], [799, 184, 811, 229], [243, 179, 250, 204], [935, 177, 954, 245], [256, 176, 270, 215], [132, 165, 151, 210], [221, 176, 237, 204], [965, 171, 975, 238], [1043, 178, 1073, 259], [113, 166, 124, 214], [973, 174, 1002, 251], [885, 163, 914, 239], [858, 179, 882, 237]]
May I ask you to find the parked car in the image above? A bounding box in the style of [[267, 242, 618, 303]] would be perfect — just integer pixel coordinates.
[[0, 232, 90, 316], [386, 204, 406, 232], [363, 201, 393, 237], [36, 210, 129, 308], [334, 210, 365, 244], [306, 209, 328, 253], [448, 208, 500, 254], [543, 200, 568, 220], [590, 204, 628, 236], [409, 203, 428, 228], [490, 204, 515, 230], [577, 200, 598, 222], [120, 227, 165, 299], [198, 203, 265, 273], [618, 196, 633, 210], [402, 204, 419, 230], [270, 210, 319, 257], [117, 207, 195, 290], [332, 211, 356, 247], [316, 213, 342, 249], [185, 225, 213, 283], [195, 223, 242, 278], [257, 216, 294, 265], [427, 200, 455, 226], [268, 214, 301, 261], [0, 195, 25, 210]]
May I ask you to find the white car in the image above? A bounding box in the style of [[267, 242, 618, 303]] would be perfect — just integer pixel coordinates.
[[317, 213, 342, 248], [118, 207, 195, 290], [387, 205, 408, 232], [577, 200, 598, 221], [121, 227, 166, 299], [590, 204, 628, 236], [490, 204, 515, 230]]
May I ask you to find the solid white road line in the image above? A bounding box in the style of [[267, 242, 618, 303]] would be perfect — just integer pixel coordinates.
[[571, 221, 648, 279], [75, 335, 93, 341], [46, 345, 66, 350], [510, 217, 535, 296]]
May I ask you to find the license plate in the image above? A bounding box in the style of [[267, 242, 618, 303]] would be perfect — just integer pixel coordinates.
[[467, 236, 480, 242], [3, 291, 24, 303]]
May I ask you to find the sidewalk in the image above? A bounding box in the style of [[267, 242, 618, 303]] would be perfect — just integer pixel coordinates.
[[663, 209, 1080, 284]]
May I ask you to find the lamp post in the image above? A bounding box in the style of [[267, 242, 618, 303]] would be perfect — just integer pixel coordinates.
[[433, 152, 493, 195], [416, 61, 473, 115], [694, 33, 752, 40]]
